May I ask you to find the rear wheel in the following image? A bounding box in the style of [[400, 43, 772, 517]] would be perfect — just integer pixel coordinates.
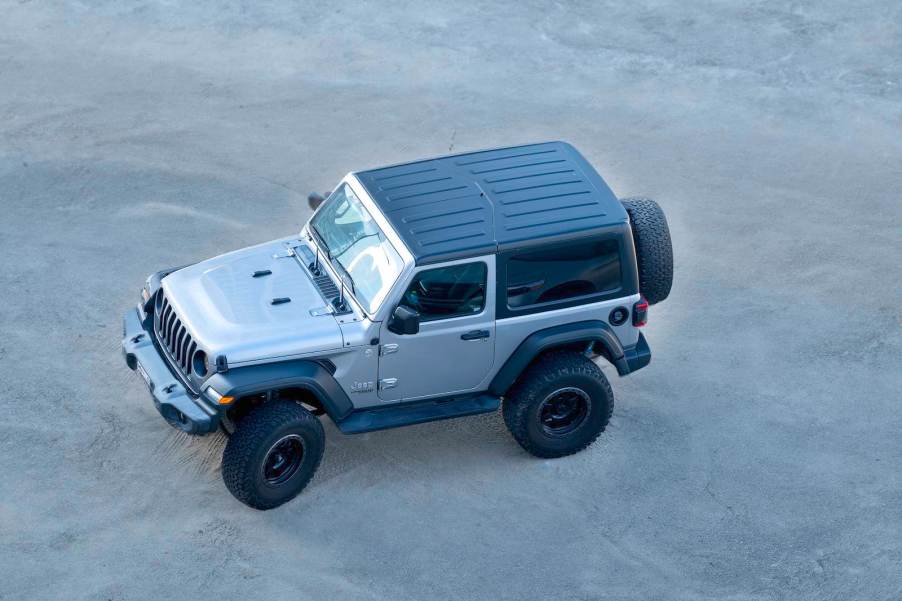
[[222, 400, 324, 510], [502, 351, 614, 458]]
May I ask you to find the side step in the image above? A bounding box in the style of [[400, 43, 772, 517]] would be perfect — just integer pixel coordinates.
[[337, 394, 501, 434]]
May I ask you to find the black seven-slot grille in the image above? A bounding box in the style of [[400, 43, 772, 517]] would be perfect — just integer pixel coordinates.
[[154, 290, 197, 379]]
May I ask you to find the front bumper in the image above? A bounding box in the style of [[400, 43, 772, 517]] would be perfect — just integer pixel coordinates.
[[121, 307, 220, 434]]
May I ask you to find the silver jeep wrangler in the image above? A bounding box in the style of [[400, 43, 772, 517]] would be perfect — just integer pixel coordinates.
[[122, 142, 673, 509]]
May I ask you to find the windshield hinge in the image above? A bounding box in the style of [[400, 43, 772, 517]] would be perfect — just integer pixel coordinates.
[[380, 343, 399, 356], [378, 378, 398, 390]]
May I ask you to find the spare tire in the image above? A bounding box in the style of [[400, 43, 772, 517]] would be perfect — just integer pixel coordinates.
[[620, 197, 673, 305]]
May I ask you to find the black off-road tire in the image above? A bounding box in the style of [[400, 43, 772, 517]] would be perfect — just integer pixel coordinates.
[[620, 197, 673, 305], [502, 351, 614, 458], [222, 400, 325, 510]]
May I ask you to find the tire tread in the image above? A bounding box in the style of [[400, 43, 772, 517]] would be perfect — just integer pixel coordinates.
[[621, 197, 673, 305], [502, 351, 613, 458], [222, 400, 324, 510]]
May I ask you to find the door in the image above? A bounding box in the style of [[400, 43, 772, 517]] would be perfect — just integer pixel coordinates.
[[378, 258, 495, 401]]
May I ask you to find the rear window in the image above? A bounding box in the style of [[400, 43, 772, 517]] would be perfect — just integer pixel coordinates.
[[506, 239, 621, 309]]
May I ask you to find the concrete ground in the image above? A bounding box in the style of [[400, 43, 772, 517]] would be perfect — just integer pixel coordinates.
[[1, 2, 900, 599]]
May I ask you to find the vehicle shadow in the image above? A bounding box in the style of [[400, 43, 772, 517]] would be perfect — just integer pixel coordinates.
[[155, 408, 528, 489], [154, 361, 623, 493]]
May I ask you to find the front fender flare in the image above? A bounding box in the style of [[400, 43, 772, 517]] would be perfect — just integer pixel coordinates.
[[205, 360, 354, 422], [488, 320, 628, 396]]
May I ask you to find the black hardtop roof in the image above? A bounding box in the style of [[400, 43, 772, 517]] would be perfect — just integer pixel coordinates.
[[355, 141, 627, 265]]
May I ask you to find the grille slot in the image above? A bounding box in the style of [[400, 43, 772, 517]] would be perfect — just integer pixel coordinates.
[[154, 291, 197, 378], [312, 272, 339, 301]]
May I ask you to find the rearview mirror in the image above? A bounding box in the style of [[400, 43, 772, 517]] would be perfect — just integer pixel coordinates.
[[388, 305, 420, 335]]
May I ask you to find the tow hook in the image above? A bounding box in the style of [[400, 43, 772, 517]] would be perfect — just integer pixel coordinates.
[[131, 333, 145, 343], [162, 384, 177, 394]]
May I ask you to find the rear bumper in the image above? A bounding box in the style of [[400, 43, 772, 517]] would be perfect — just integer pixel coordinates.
[[621, 332, 651, 374], [121, 307, 220, 435]]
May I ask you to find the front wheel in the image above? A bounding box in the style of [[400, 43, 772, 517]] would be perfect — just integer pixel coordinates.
[[221, 400, 325, 510], [502, 351, 614, 458]]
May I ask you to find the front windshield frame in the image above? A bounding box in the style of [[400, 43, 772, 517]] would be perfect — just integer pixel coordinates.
[[308, 182, 405, 316]]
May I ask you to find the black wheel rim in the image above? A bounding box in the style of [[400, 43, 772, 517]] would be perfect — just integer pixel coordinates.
[[539, 387, 590, 436], [262, 435, 304, 486]]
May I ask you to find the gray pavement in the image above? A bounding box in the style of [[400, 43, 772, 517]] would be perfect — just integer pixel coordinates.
[[1, 2, 901, 600]]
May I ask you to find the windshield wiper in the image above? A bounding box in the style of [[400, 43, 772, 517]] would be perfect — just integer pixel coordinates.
[[308, 223, 356, 308], [333, 231, 378, 259], [308, 224, 331, 259], [332, 258, 356, 296]]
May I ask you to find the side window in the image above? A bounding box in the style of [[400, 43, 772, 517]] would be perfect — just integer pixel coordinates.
[[506, 239, 621, 309], [400, 262, 487, 321]]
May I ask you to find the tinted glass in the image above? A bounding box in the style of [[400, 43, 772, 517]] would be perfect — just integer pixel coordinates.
[[506, 240, 621, 308], [400, 262, 487, 320]]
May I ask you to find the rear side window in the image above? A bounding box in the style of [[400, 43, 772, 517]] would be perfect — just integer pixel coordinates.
[[506, 239, 621, 309], [400, 262, 487, 321]]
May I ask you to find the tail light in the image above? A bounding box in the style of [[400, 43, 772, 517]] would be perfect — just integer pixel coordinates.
[[633, 296, 648, 327]]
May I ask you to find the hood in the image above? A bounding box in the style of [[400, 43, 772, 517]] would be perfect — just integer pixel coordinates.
[[161, 237, 344, 365]]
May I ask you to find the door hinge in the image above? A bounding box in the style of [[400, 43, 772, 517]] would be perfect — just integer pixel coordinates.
[[379, 343, 399, 356], [378, 378, 398, 390]]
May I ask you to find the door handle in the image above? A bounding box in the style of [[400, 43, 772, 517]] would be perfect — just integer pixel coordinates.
[[461, 329, 490, 340]]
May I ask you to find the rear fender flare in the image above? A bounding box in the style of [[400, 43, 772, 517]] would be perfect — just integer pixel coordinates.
[[489, 320, 627, 396]]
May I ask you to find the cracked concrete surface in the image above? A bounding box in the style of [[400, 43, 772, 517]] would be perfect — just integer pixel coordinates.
[[1, 2, 901, 600]]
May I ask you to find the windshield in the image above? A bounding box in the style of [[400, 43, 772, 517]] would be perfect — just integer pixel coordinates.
[[309, 183, 403, 314]]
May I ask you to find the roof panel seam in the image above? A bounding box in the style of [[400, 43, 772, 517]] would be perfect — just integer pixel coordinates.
[[469, 158, 567, 175], [483, 168, 575, 184], [379, 176, 453, 191], [492, 178, 585, 194], [498, 190, 594, 206], [384, 192, 483, 214], [403, 205, 486, 224], [385, 184, 470, 202], [506, 215, 603, 231], [371, 167, 437, 181], [419, 232, 490, 247], [411, 219, 485, 235], [504, 200, 601, 218], [454, 149, 557, 166]]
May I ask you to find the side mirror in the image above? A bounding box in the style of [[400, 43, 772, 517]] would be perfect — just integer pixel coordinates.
[[388, 305, 420, 335], [308, 192, 326, 211]]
